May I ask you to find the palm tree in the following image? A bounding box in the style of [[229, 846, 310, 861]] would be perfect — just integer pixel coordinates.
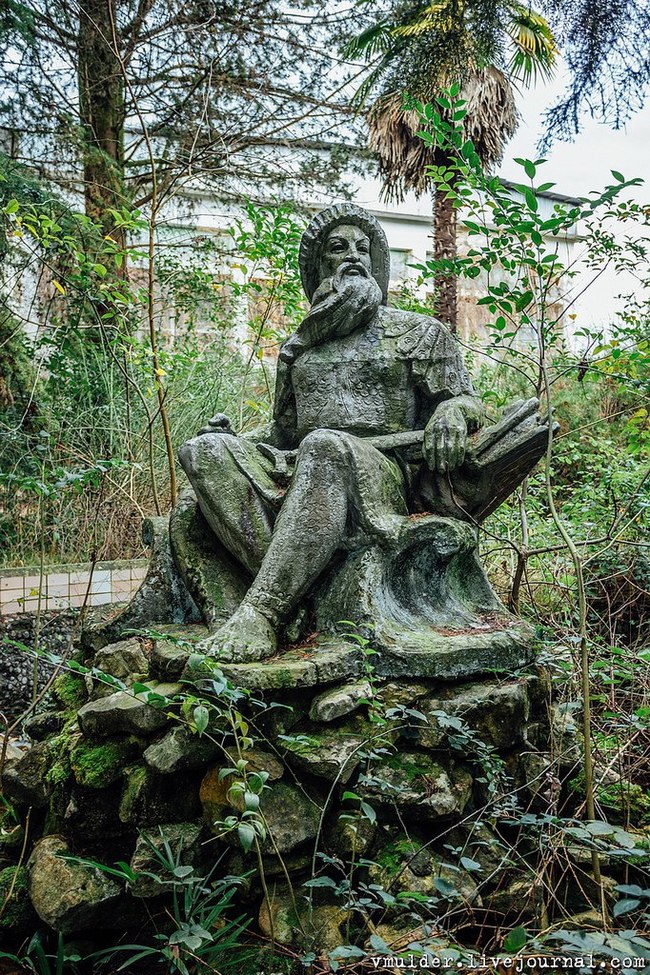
[[346, 1, 557, 330]]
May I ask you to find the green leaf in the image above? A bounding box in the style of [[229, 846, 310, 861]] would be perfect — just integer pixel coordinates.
[[173, 865, 194, 878], [524, 160, 536, 179], [304, 876, 337, 888], [237, 822, 256, 852], [5, 199, 20, 214], [503, 926, 528, 952], [360, 801, 377, 825], [193, 704, 209, 735], [369, 934, 391, 954], [524, 188, 538, 212], [586, 820, 614, 836], [611, 170, 625, 182], [460, 856, 482, 872], [433, 877, 458, 898], [613, 898, 641, 917]]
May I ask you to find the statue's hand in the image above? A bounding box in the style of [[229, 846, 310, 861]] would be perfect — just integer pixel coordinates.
[[424, 402, 468, 474], [197, 414, 236, 437]]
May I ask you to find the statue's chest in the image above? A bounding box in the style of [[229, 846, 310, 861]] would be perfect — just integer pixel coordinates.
[[291, 339, 415, 437]]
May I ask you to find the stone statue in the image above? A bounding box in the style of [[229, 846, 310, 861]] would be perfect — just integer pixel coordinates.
[[7, 204, 560, 947], [170, 204, 551, 668]]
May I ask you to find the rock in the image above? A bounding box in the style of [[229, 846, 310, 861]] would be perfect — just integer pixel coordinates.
[[518, 751, 558, 809], [419, 680, 529, 750], [69, 736, 143, 789], [214, 641, 363, 691], [360, 751, 473, 820], [282, 731, 364, 784], [259, 850, 312, 879], [93, 638, 149, 681], [258, 783, 322, 852], [77, 683, 180, 738], [309, 681, 371, 722], [151, 640, 192, 681], [444, 823, 513, 880], [202, 778, 320, 854], [200, 756, 279, 836], [259, 886, 347, 951], [119, 764, 202, 826], [372, 922, 447, 953], [324, 813, 376, 858], [0, 866, 38, 932], [28, 835, 121, 933], [551, 702, 582, 767], [23, 711, 66, 741], [0, 739, 28, 765], [1, 740, 53, 807], [199, 748, 284, 815], [369, 838, 481, 909], [130, 822, 204, 897], [483, 876, 543, 917], [144, 725, 220, 774], [372, 626, 536, 682], [558, 871, 618, 914], [64, 786, 127, 840], [380, 682, 433, 709]]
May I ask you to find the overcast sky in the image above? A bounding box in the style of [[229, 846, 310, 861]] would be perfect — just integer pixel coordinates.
[[500, 68, 649, 334]]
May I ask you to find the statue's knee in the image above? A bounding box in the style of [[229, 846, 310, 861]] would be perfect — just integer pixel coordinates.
[[298, 429, 350, 464], [178, 432, 235, 479]]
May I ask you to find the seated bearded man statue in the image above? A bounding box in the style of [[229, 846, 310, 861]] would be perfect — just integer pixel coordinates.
[[178, 203, 548, 663]]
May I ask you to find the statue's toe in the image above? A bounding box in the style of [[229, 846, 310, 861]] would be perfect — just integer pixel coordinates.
[[196, 605, 278, 663]]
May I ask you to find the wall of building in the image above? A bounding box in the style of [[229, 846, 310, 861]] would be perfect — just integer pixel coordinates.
[[0, 560, 148, 617]]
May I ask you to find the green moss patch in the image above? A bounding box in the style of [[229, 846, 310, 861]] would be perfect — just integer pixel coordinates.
[[0, 866, 37, 931], [70, 736, 143, 789], [52, 672, 86, 710]]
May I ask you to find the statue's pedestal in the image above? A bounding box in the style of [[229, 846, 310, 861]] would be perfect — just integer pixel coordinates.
[[2, 621, 561, 950]]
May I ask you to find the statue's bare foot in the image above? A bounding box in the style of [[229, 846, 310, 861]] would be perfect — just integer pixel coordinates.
[[197, 604, 278, 663]]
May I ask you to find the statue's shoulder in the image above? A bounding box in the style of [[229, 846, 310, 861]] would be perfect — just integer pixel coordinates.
[[379, 307, 453, 356]]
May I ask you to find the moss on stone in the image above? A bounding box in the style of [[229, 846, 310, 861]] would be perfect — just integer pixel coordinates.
[[598, 781, 650, 825], [386, 752, 434, 783], [375, 838, 418, 878], [52, 672, 86, 710], [570, 772, 650, 825], [42, 721, 80, 789], [0, 866, 36, 930], [119, 763, 149, 823], [69, 737, 142, 789], [0, 802, 23, 853]]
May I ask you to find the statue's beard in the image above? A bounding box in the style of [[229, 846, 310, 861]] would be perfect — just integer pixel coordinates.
[[300, 262, 383, 346]]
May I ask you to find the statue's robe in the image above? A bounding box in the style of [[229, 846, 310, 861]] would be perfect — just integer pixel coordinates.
[[181, 309, 477, 572]]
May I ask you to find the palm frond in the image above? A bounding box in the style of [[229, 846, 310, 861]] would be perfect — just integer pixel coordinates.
[[462, 66, 519, 168], [507, 4, 557, 84], [368, 91, 435, 202], [367, 66, 519, 202], [342, 21, 392, 60]]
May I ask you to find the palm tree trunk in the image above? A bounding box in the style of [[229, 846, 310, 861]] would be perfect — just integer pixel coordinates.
[[432, 185, 457, 332]]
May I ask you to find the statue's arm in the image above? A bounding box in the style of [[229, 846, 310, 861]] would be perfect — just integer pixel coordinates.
[[269, 354, 298, 448], [410, 319, 485, 473]]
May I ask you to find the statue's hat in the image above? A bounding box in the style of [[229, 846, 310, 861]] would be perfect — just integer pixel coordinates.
[[299, 203, 390, 304]]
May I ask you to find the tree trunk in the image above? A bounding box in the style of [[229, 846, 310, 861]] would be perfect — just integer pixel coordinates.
[[433, 185, 457, 332], [77, 0, 126, 251]]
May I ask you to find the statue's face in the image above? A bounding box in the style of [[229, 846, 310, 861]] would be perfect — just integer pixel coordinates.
[[320, 224, 372, 282]]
